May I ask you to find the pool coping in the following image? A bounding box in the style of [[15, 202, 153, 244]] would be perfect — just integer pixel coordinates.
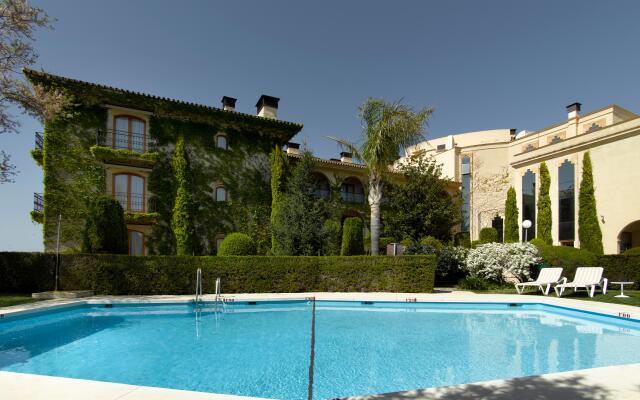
[[1, 291, 639, 400]]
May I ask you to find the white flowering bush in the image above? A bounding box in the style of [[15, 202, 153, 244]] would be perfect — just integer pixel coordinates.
[[465, 242, 540, 282]]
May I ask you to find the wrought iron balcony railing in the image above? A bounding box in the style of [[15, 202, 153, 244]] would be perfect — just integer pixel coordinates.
[[341, 192, 365, 204], [313, 189, 331, 199], [34, 193, 43, 213], [97, 129, 157, 153], [112, 192, 155, 213], [35, 132, 44, 150]]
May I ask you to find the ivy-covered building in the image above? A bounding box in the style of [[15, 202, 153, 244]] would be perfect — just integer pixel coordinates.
[[27, 69, 303, 255]]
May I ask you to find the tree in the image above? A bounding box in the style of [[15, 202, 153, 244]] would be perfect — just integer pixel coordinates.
[[537, 162, 552, 245], [383, 156, 459, 242], [271, 150, 327, 255], [172, 136, 196, 255], [0, 0, 53, 183], [504, 186, 519, 243], [341, 217, 364, 255], [328, 98, 432, 255], [578, 152, 603, 255], [82, 196, 128, 254], [270, 145, 288, 253]]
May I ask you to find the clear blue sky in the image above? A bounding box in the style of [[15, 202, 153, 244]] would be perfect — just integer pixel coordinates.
[[1, 0, 639, 251]]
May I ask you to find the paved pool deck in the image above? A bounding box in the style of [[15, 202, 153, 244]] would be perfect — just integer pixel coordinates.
[[1, 291, 639, 400]]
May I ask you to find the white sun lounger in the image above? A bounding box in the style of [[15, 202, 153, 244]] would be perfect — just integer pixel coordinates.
[[554, 267, 608, 298], [515, 268, 565, 295]]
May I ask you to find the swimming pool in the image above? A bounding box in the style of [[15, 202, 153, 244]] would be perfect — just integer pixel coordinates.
[[1, 300, 639, 399]]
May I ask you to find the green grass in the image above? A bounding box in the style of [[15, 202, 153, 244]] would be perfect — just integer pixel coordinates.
[[472, 287, 640, 306], [0, 294, 40, 308]]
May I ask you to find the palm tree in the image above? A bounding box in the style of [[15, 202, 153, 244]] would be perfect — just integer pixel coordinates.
[[329, 98, 432, 255]]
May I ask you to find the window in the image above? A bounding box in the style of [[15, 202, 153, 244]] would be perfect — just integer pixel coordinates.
[[558, 160, 575, 242], [436, 144, 446, 153], [113, 115, 146, 152], [460, 156, 471, 232], [215, 186, 227, 202], [128, 230, 144, 255], [522, 170, 536, 241], [215, 134, 228, 150], [114, 173, 145, 212], [340, 178, 364, 203]]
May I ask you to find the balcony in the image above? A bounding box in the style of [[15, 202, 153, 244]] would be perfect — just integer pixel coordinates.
[[341, 192, 365, 204], [33, 193, 43, 212], [96, 129, 157, 153], [35, 132, 44, 150], [111, 192, 158, 224]]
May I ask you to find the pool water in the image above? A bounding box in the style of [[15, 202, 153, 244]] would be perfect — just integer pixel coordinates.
[[1, 301, 639, 399]]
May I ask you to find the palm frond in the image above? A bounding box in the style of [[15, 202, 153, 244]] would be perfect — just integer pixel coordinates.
[[325, 136, 363, 162]]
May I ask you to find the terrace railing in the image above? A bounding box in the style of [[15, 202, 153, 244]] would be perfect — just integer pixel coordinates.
[[34, 193, 44, 213], [341, 192, 365, 204], [111, 192, 155, 213], [35, 132, 44, 150], [97, 129, 157, 153]]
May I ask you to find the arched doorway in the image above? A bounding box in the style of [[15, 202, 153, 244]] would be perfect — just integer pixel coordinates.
[[618, 220, 640, 253], [491, 215, 504, 243], [312, 172, 331, 199]]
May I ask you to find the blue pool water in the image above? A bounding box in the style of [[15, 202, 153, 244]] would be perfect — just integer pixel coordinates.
[[1, 301, 639, 399]]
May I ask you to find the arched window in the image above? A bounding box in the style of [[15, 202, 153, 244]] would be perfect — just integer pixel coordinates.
[[215, 186, 227, 202], [128, 230, 145, 255], [113, 173, 145, 212], [113, 115, 146, 152], [341, 177, 364, 203], [215, 134, 228, 150], [558, 160, 575, 244], [312, 173, 331, 199], [460, 156, 471, 232], [522, 170, 536, 241]]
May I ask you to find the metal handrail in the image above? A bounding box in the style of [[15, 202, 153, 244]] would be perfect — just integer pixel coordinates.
[[35, 132, 44, 150], [111, 191, 154, 213], [341, 192, 365, 204], [96, 128, 157, 152], [33, 193, 44, 212], [195, 268, 203, 305]]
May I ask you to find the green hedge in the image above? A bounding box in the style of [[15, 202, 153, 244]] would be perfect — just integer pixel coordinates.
[[218, 233, 256, 256], [479, 228, 498, 244], [0, 253, 436, 295]]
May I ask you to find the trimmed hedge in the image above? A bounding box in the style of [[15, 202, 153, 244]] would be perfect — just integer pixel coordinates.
[[217, 233, 256, 256], [479, 227, 498, 244], [0, 253, 436, 294]]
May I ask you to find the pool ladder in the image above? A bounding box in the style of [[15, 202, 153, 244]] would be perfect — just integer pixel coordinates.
[[195, 268, 204, 309], [195, 270, 225, 313]]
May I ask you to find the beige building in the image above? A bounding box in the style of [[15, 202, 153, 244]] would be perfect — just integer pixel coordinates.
[[405, 103, 640, 254]]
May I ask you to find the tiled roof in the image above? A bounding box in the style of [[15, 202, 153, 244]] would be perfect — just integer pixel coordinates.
[[286, 152, 366, 169], [23, 68, 304, 130]]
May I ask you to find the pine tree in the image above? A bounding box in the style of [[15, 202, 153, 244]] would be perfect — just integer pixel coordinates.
[[172, 136, 196, 255], [578, 152, 603, 255], [537, 162, 552, 245], [270, 146, 288, 253], [504, 186, 519, 243]]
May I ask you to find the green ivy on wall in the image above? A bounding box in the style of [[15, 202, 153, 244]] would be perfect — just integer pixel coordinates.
[[537, 162, 552, 245]]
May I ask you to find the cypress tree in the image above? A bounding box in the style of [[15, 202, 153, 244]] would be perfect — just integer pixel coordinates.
[[504, 186, 519, 243], [82, 196, 128, 254], [341, 217, 365, 256], [537, 162, 552, 245], [270, 145, 288, 253], [172, 136, 196, 255], [578, 152, 603, 255]]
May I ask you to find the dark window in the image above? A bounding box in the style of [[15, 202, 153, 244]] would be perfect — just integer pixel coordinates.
[[558, 160, 575, 242], [436, 144, 446, 153], [492, 215, 504, 243], [461, 156, 471, 232], [522, 170, 536, 241]]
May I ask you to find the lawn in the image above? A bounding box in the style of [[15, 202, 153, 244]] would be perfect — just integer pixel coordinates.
[[0, 294, 40, 308], [474, 287, 640, 307]]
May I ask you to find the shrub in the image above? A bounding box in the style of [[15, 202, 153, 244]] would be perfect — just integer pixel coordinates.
[[217, 233, 256, 256], [458, 276, 491, 291], [82, 196, 128, 254], [404, 244, 437, 255], [341, 217, 364, 256], [504, 187, 519, 243], [0, 252, 437, 294], [455, 232, 471, 248], [623, 247, 640, 256], [479, 227, 498, 244], [466, 242, 539, 282], [436, 246, 468, 285], [529, 238, 547, 248], [420, 236, 444, 251], [578, 152, 603, 255], [537, 162, 553, 245], [537, 245, 596, 278], [470, 240, 482, 248]]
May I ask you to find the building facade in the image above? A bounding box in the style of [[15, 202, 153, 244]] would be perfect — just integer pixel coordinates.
[[405, 103, 640, 254]]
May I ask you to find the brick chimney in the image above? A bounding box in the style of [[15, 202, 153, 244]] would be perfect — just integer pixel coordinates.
[[221, 96, 236, 111], [286, 142, 300, 155], [567, 102, 581, 120], [340, 152, 353, 163]]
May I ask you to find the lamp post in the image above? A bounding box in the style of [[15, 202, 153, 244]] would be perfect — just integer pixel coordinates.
[[522, 219, 532, 242]]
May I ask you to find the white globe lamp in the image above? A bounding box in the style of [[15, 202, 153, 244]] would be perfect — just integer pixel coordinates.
[[522, 220, 532, 242]]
